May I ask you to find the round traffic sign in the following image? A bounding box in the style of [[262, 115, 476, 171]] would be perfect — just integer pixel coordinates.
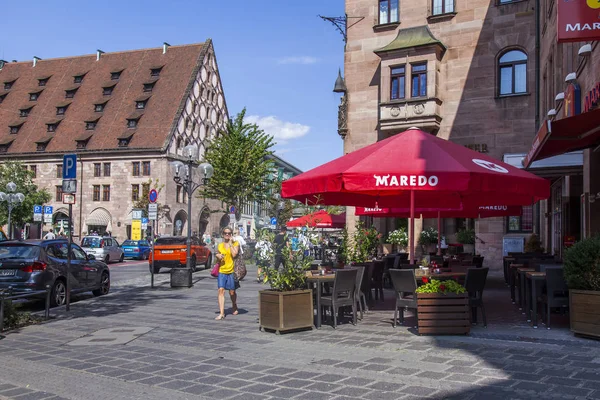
[[148, 189, 158, 203], [229, 205, 236, 213]]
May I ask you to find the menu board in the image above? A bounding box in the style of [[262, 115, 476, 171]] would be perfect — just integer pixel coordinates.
[[503, 237, 525, 256]]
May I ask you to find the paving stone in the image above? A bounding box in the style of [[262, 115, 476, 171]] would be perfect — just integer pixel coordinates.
[[366, 381, 404, 392], [447, 359, 479, 367], [445, 374, 481, 383], [204, 388, 240, 398], [339, 377, 373, 387], [267, 387, 308, 398], [306, 382, 344, 392], [546, 385, 592, 397], [422, 356, 451, 364], [135, 376, 172, 386], [446, 366, 479, 375], [332, 386, 371, 397], [242, 383, 279, 394], [263, 367, 298, 375], [180, 383, 217, 395], [0, 388, 35, 397], [512, 381, 549, 393], [155, 368, 188, 377], [157, 379, 196, 390], [417, 371, 447, 379], [573, 371, 600, 381], [11, 391, 55, 400], [362, 390, 405, 400], [258, 374, 290, 384], [296, 392, 337, 400], [313, 374, 348, 382], [231, 371, 264, 380], [510, 372, 544, 382], [228, 394, 269, 400], [286, 371, 321, 380], [119, 372, 154, 382], [135, 364, 167, 373], [359, 363, 392, 372], [399, 386, 437, 396], [365, 357, 394, 364], [588, 390, 600, 399], [279, 378, 313, 388], [99, 369, 132, 378], [335, 361, 368, 369], [540, 368, 575, 378]]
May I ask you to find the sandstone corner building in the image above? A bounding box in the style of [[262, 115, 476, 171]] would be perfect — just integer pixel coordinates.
[[0, 42, 229, 241]]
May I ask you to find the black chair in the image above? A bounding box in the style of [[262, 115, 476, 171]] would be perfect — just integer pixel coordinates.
[[472, 256, 484, 268], [321, 269, 358, 328], [389, 269, 418, 327], [371, 261, 385, 302], [541, 267, 569, 329], [349, 266, 367, 319], [397, 253, 409, 261], [464, 268, 489, 327]]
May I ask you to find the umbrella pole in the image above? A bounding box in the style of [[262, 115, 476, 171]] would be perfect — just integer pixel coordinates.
[[410, 190, 415, 265], [437, 211, 442, 256]]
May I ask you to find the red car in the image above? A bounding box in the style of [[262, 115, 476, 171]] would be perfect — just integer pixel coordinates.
[[149, 236, 212, 274]]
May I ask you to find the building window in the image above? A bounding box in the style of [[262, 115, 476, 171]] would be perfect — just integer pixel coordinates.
[[498, 50, 527, 96], [111, 71, 122, 80], [93, 185, 100, 201], [47, 123, 58, 132], [379, 0, 399, 24], [102, 185, 111, 201], [127, 119, 138, 128], [432, 0, 455, 15], [65, 88, 78, 98], [29, 92, 40, 101], [411, 63, 427, 98], [56, 164, 63, 178], [132, 162, 140, 176], [142, 161, 151, 176], [56, 106, 67, 115], [136, 100, 147, 109], [176, 186, 182, 203], [76, 139, 89, 149], [38, 78, 49, 87], [103, 163, 111, 177], [4, 81, 14, 90], [20, 107, 33, 117], [86, 121, 97, 130], [55, 186, 63, 202], [142, 183, 150, 200], [507, 205, 533, 232], [36, 142, 48, 152], [150, 67, 163, 77], [30, 165, 37, 178], [103, 86, 114, 96], [95, 103, 105, 112], [9, 124, 22, 134], [73, 75, 84, 84], [390, 65, 406, 100], [94, 163, 101, 177], [132, 184, 140, 201], [0, 93, 7, 104], [143, 82, 156, 92]]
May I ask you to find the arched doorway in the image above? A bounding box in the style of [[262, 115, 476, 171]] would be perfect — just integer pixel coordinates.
[[86, 208, 112, 236], [53, 208, 70, 236], [219, 213, 230, 232], [198, 206, 210, 237], [173, 210, 187, 236]]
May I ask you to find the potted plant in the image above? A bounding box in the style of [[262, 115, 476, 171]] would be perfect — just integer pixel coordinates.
[[563, 236, 600, 339], [258, 229, 315, 334], [387, 228, 408, 253], [456, 228, 475, 255], [524, 233, 543, 253], [419, 227, 439, 255], [415, 278, 470, 335], [350, 222, 381, 262]]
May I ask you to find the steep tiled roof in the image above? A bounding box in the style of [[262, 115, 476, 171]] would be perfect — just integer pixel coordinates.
[[0, 42, 208, 155]]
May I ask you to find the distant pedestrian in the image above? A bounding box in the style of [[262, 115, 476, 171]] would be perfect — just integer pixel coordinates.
[[273, 226, 288, 270], [214, 227, 239, 320], [43, 231, 56, 240], [233, 230, 246, 255]]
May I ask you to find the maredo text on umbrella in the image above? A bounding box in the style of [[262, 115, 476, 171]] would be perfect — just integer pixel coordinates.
[[374, 174, 439, 187]]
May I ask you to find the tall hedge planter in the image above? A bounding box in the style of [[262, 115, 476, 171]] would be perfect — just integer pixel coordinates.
[[259, 290, 313, 334], [417, 293, 470, 335], [570, 290, 600, 339]]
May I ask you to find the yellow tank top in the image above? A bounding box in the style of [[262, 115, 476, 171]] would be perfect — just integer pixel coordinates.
[[218, 241, 239, 274]]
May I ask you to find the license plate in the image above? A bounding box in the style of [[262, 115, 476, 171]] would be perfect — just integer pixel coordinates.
[[161, 250, 174, 254], [0, 269, 16, 276]]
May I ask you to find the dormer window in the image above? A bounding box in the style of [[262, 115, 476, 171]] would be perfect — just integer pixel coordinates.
[[95, 104, 105, 112], [150, 66, 163, 77], [19, 106, 34, 117], [73, 74, 85, 84], [4, 80, 16, 90], [136, 100, 147, 109], [102, 82, 117, 96], [86, 121, 97, 130], [126, 114, 142, 129], [38, 77, 50, 86], [65, 87, 79, 98], [111, 69, 123, 80], [46, 120, 61, 132], [75, 133, 93, 149], [0, 139, 14, 153], [9, 121, 24, 134], [143, 79, 158, 93], [35, 138, 51, 152], [56, 102, 71, 115], [29, 90, 43, 101], [118, 132, 134, 147], [0, 93, 7, 104]]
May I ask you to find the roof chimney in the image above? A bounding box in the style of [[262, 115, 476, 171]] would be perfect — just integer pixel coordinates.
[[33, 56, 42, 67], [0, 60, 7, 70], [163, 42, 171, 54], [96, 49, 105, 61]]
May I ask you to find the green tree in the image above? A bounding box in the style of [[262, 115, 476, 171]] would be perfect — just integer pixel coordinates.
[[133, 178, 166, 219], [0, 161, 51, 229], [200, 109, 276, 212]]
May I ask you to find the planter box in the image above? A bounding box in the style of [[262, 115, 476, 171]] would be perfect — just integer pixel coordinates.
[[570, 290, 600, 339], [259, 289, 314, 334], [417, 293, 470, 335]]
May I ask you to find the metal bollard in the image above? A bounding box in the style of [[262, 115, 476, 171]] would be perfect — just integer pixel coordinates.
[[45, 285, 51, 319], [0, 295, 4, 333]]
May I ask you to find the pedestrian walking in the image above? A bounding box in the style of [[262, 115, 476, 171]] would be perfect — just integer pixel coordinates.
[[233, 229, 246, 256], [215, 227, 239, 320], [273, 226, 288, 270], [43, 231, 56, 240]]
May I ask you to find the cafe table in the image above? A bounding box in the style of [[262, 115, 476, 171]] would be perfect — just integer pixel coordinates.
[[517, 267, 535, 313], [508, 263, 524, 304], [525, 271, 546, 328], [414, 269, 466, 280], [306, 272, 335, 329]]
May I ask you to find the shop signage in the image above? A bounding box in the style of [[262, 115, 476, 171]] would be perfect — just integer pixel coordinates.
[[131, 220, 142, 240], [564, 82, 582, 117], [373, 174, 438, 187], [523, 120, 551, 168], [584, 81, 600, 113], [558, 0, 600, 43]]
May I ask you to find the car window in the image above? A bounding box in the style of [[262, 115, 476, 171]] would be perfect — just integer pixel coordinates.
[[47, 243, 68, 260], [81, 237, 102, 248], [122, 240, 136, 246], [71, 245, 87, 261], [0, 231, 7, 242], [155, 237, 186, 245], [0, 245, 41, 259], [139, 241, 149, 246], [112, 239, 119, 247]]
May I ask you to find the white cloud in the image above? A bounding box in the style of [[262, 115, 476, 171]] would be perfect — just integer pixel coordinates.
[[246, 115, 310, 143], [276, 56, 319, 65]]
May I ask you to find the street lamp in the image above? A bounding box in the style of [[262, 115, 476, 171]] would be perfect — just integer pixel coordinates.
[[272, 193, 285, 229], [0, 182, 25, 240], [172, 145, 213, 287]]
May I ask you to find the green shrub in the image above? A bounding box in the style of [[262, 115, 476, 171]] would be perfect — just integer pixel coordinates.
[[1, 298, 37, 330], [524, 233, 543, 253], [418, 227, 438, 246], [456, 229, 475, 245], [387, 228, 408, 247], [563, 236, 600, 291], [416, 279, 466, 294]]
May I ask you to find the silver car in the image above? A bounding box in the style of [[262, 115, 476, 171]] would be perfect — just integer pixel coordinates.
[[80, 236, 124, 264]]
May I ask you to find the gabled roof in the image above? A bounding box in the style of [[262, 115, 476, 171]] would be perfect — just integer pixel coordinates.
[[0, 42, 209, 154], [374, 26, 446, 55]]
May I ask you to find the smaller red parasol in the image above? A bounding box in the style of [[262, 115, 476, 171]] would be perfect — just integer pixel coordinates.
[[287, 210, 346, 228]]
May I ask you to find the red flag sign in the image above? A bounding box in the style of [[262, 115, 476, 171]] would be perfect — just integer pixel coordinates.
[[558, 0, 600, 43]]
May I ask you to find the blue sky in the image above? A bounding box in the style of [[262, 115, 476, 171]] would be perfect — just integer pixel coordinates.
[[0, 0, 345, 172]]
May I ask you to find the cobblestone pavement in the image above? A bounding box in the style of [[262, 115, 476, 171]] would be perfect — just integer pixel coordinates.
[[1, 265, 600, 400]]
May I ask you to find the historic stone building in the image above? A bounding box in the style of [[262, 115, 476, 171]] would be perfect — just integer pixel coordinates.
[[0, 42, 229, 242], [341, 0, 539, 266]]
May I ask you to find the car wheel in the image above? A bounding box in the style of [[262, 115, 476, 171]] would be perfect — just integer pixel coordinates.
[[104, 255, 110, 264], [50, 279, 67, 307], [191, 255, 197, 272], [149, 265, 160, 274], [204, 253, 212, 270], [144, 251, 150, 260], [92, 272, 110, 296], [119, 253, 124, 263]]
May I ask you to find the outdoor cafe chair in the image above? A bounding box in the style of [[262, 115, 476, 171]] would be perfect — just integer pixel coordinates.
[[464, 267, 489, 327], [320, 269, 358, 328], [472, 256, 484, 268], [541, 267, 569, 329], [389, 269, 418, 328], [348, 266, 367, 319], [371, 260, 385, 302]]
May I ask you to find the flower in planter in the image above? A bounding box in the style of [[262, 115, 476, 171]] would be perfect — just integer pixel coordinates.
[[387, 228, 408, 248], [416, 279, 466, 294], [422, 276, 429, 284], [418, 227, 439, 246]]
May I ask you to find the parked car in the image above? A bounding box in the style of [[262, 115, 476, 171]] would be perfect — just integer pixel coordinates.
[[121, 240, 151, 260], [0, 239, 110, 307], [80, 236, 124, 264], [149, 236, 212, 274]]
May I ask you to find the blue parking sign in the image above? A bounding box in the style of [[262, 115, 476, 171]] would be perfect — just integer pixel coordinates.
[[34, 205, 42, 214], [63, 154, 77, 179], [44, 206, 53, 215], [142, 217, 149, 225]]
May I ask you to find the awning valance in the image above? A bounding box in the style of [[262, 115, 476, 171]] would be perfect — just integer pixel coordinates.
[[524, 108, 600, 168], [86, 208, 111, 226]]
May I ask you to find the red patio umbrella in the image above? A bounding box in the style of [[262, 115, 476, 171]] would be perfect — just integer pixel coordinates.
[[282, 128, 549, 263], [286, 210, 345, 228]]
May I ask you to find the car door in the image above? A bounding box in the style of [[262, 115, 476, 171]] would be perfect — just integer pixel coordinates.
[[139, 240, 150, 258], [72, 244, 95, 288], [49, 242, 85, 289], [112, 239, 122, 260]]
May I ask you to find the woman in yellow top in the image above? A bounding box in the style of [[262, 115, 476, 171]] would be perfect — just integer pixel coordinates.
[[215, 227, 239, 320]]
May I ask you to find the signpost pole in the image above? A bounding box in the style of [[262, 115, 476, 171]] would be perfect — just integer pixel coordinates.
[[150, 220, 155, 289], [66, 203, 72, 312]]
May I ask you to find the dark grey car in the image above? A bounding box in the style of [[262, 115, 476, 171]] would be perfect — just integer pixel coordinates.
[[0, 239, 110, 306]]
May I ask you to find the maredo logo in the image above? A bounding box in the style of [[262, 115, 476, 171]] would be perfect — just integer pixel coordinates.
[[559, 0, 600, 42], [373, 174, 439, 187]]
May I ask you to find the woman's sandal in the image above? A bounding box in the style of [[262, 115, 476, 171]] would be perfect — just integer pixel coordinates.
[[232, 309, 239, 316], [215, 314, 225, 320]]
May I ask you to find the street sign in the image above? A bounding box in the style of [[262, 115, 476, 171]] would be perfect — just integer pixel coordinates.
[[43, 214, 53, 223], [62, 179, 77, 194], [131, 220, 142, 240], [229, 206, 235, 213], [229, 213, 236, 223], [148, 203, 158, 212], [148, 189, 158, 203], [33, 214, 42, 222], [141, 217, 148, 230], [148, 212, 157, 221], [62, 154, 77, 179], [62, 193, 76, 204], [44, 206, 53, 215], [132, 210, 143, 220], [34, 205, 42, 214], [270, 217, 277, 225]]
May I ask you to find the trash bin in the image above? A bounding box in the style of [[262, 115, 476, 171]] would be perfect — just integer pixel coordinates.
[[171, 268, 192, 288]]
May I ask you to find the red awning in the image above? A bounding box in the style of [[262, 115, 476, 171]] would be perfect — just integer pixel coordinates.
[[524, 108, 600, 168], [286, 210, 346, 228]]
